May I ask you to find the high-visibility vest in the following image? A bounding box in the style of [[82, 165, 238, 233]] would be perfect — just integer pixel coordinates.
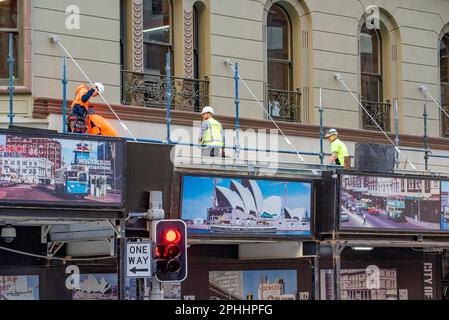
[[201, 118, 223, 147], [70, 85, 91, 116], [330, 138, 348, 166]]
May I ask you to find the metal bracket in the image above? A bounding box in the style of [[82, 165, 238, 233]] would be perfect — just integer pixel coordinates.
[[47, 241, 66, 258], [41, 225, 52, 244], [107, 219, 120, 238]]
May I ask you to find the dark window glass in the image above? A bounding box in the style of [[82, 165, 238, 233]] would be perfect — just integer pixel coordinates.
[[0, 0, 17, 29], [0, 32, 18, 80], [267, 4, 292, 91], [360, 25, 382, 102], [0, 0, 18, 81], [143, 0, 172, 74], [143, 0, 170, 44]]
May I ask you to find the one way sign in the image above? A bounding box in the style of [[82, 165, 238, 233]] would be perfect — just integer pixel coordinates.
[[126, 242, 152, 278]]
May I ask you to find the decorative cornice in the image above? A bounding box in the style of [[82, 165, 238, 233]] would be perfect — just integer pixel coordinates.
[[184, 10, 194, 79], [33, 97, 449, 151]]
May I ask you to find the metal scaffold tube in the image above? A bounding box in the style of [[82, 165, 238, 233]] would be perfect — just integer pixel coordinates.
[[49, 34, 137, 141], [225, 60, 319, 175], [334, 73, 418, 170]]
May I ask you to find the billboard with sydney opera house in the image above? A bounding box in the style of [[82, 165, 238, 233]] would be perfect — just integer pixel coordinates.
[[180, 175, 313, 237]]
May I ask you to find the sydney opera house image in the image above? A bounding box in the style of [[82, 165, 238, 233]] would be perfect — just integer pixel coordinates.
[[180, 176, 312, 236]]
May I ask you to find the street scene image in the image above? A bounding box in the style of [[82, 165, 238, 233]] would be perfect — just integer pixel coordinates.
[[320, 268, 399, 300], [340, 174, 441, 231], [0, 134, 123, 206], [441, 181, 449, 231], [0, 275, 39, 300], [209, 270, 297, 300], [181, 176, 312, 236]]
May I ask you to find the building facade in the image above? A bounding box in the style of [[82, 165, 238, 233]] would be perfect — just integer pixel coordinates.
[[2, 0, 449, 171]]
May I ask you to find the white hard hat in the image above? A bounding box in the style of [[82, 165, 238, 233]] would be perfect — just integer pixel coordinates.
[[94, 82, 105, 95], [325, 128, 338, 138], [201, 106, 214, 115]]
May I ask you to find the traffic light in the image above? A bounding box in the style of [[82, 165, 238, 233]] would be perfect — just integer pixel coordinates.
[[153, 219, 187, 282]]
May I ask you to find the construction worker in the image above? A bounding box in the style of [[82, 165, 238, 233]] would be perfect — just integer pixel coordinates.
[[325, 128, 349, 166], [67, 82, 105, 133], [199, 106, 224, 157], [86, 113, 119, 137]]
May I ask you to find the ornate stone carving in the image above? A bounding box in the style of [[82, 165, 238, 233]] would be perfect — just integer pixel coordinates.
[[132, 0, 144, 73], [184, 10, 194, 79]]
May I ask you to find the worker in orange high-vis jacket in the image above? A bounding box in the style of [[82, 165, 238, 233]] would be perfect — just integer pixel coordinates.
[[86, 113, 119, 137], [67, 82, 105, 133]]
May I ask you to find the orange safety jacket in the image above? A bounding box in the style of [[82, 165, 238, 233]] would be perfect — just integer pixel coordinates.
[[87, 114, 119, 137], [71, 85, 96, 117]]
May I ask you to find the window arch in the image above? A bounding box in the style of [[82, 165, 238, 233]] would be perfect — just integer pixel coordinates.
[[440, 32, 449, 137], [267, 4, 292, 91], [143, 0, 173, 75]]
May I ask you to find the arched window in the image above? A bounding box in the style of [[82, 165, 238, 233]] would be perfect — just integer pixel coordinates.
[[360, 24, 390, 131], [267, 4, 300, 122], [440, 33, 449, 137], [360, 25, 382, 103], [267, 4, 292, 91], [143, 0, 173, 75]]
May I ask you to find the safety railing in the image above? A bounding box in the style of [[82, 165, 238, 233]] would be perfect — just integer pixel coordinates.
[[361, 98, 391, 132], [121, 70, 209, 113], [266, 87, 301, 123]]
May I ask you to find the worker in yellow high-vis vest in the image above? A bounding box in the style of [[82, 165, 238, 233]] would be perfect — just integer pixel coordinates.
[[199, 106, 224, 157], [325, 128, 348, 166]]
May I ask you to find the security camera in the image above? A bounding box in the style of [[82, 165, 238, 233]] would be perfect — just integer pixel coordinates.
[[1, 225, 16, 243]]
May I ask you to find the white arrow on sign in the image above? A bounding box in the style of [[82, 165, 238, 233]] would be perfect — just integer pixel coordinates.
[[126, 242, 152, 278]]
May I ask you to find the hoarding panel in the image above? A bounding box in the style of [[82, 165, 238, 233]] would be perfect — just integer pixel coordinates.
[[209, 270, 298, 300], [0, 131, 124, 208], [339, 173, 443, 232], [180, 175, 313, 237]]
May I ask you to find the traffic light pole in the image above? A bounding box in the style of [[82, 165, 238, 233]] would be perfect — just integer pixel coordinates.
[[118, 218, 126, 300], [146, 191, 166, 300]]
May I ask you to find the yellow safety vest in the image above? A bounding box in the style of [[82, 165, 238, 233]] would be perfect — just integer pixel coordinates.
[[330, 138, 349, 166], [202, 118, 224, 147]]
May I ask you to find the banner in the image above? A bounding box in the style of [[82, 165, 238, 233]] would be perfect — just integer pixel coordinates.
[[339, 173, 443, 232], [180, 175, 313, 237], [0, 131, 124, 208]]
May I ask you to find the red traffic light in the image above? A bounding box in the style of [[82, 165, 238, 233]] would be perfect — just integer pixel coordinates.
[[154, 220, 188, 282], [165, 229, 181, 243]]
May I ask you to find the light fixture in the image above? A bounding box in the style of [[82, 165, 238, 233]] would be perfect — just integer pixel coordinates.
[[351, 246, 373, 251], [1, 225, 16, 243]]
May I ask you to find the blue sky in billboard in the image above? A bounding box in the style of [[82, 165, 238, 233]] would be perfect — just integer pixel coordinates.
[[243, 270, 297, 300], [60, 139, 99, 166], [181, 176, 312, 221]]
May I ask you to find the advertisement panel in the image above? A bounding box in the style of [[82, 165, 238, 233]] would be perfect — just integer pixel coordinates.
[[209, 270, 298, 300], [339, 173, 443, 232], [0, 131, 124, 208], [0, 275, 39, 300], [180, 175, 313, 237]]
